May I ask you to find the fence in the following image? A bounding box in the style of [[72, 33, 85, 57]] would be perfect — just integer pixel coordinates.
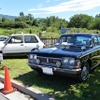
[[40, 38, 57, 47]]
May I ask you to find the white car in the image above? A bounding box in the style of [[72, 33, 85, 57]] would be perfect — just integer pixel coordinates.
[[0, 33, 45, 57]]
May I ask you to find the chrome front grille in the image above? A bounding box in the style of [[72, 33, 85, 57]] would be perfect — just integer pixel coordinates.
[[37, 56, 60, 66]]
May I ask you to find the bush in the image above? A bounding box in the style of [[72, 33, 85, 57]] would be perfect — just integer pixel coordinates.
[[14, 22, 29, 28], [47, 26, 58, 32]]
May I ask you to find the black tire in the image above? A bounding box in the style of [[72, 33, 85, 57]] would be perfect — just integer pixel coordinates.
[[79, 64, 89, 82]]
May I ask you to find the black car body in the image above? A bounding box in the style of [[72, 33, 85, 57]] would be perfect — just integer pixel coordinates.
[[28, 33, 100, 81]]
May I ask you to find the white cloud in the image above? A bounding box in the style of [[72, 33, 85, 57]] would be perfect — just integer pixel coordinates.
[[28, 0, 100, 14]]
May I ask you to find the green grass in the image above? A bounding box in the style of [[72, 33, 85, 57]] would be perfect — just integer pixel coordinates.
[[0, 58, 100, 100]]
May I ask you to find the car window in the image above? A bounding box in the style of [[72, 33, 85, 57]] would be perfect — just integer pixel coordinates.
[[56, 36, 75, 44], [98, 35, 100, 44], [56, 35, 91, 46], [8, 36, 23, 43], [93, 36, 99, 45], [75, 36, 91, 46], [57, 36, 66, 43], [24, 35, 38, 43], [0, 37, 7, 41]]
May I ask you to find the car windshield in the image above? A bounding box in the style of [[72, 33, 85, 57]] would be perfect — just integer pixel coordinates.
[[55, 34, 91, 51]]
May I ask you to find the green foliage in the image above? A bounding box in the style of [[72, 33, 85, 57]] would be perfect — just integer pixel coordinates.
[[37, 16, 68, 30], [46, 16, 69, 29], [14, 22, 29, 28], [2, 21, 15, 28], [19, 12, 24, 17], [91, 18, 100, 30], [1, 17, 8, 22], [0, 12, 100, 37], [95, 14, 100, 18], [68, 14, 93, 29], [47, 26, 58, 32]]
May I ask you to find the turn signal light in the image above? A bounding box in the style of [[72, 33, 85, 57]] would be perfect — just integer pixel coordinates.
[[43, 45, 47, 48]]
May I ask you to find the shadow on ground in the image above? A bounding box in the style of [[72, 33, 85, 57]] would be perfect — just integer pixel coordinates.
[[14, 67, 100, 100]]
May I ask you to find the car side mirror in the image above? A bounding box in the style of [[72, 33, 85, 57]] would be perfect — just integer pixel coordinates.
[[89, 44, 94, 48]]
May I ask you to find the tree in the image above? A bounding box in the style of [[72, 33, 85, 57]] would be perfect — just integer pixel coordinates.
[[2, 17, 7, 22], [43, 16, 68, 29], [14, 22, 29, 28], [95, 14, 100, 18], [19, 12, 24, 17], [27, 14, 33, 20], [91, 18, 100, 30], [15, 17, 21, 22], [68, 14, 93, 29]]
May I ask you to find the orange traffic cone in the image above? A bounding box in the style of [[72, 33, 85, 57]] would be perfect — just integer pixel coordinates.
[[2, 66, 15, 94]]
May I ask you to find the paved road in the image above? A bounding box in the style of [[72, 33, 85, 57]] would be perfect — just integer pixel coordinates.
[[0, 94, 8, 100], [0, 76, 54, 100], [0, 81, 34, 100], [0, 81, 8, 100]]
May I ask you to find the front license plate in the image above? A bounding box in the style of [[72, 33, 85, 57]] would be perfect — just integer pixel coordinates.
[[42, 67, 53, 75]]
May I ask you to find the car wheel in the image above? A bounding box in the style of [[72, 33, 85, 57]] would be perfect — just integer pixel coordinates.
[[79, 64, 89, 82]]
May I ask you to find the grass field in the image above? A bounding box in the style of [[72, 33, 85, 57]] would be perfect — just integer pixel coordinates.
[[0, 58, 100, 100]]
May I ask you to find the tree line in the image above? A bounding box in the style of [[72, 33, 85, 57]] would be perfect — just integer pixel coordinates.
[[0, 12, 100, 31]]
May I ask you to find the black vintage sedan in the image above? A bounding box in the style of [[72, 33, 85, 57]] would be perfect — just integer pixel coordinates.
[[27, 33, 100, 81]]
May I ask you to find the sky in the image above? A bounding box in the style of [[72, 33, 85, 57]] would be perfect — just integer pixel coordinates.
[[0, 0, 100, 20]]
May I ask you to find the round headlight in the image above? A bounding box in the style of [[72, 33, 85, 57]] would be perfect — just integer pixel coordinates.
[[56, 61, 61, 68], [36, 59, 40, 64], [63, 58, 69, 64], [69, 58, 75, 65], [29, 54, 34, 59], [33, 54, 37, 59]]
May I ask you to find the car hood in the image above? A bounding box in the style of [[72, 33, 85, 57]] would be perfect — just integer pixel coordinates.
[[31, 47, 82, 58]]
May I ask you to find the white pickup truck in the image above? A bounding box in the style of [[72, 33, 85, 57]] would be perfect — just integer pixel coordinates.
[[0, 33, 45, 57]]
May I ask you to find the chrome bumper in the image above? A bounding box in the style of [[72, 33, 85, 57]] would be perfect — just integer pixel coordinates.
[[28, 62, 81, 75]]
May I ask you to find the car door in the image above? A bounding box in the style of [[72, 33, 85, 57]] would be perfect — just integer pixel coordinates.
[[3, 35, 25, 54], [23, 35, 40, 52], [91, 35, 100, 68]]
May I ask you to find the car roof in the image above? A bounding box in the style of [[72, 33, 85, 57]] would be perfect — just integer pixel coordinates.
[[11, 33, 37, 36], [61, 33, 93, 37]]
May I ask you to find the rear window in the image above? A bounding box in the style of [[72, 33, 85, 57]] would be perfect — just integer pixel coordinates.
[[24, 35, 38, 43]]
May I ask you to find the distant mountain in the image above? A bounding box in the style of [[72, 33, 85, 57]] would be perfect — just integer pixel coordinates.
[[0, 14, 16, 20]]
